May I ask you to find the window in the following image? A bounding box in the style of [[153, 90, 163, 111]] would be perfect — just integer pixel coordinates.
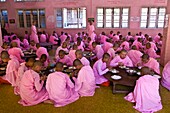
[[17, 9, 46, 28], [0, 0, 6, 2], [15, 0, 43, 2], [140, 7, 166, 28], [0, 10, 8, 28], [56, 7, 86, 28], [97, 8, 129, 28]]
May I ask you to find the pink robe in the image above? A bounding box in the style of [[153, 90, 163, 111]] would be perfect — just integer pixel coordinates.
[[145, 48, 160, 58], [161, 61, 170, 90], [3, 35, 10, 42], [74, 66, 96, 96], [80, 57, 90, 66], [102, 41, 113, 53], [36, 47, 49, 59], [150, 42, 158, 51], [55, 46, 69, 58], [132, 40, 143, 50], [46, 72, 79, 107], [120, 41, 130, 51], [60, 34, 67, 44], [100, 35, 108, 44], [93, 59, 109, 84], [16, 62, 29, 95], [126, 35, 133, 41], [128, 50, 143, 66], [56, 55, 72, 66], [19, 70, 48, 106], [112, 35, 119, 42], [124, 75, 162, 113], [12, 39, 21, 47], [107, 48, 116, 59], [3, 55, 20, 87], [40, 34, 47, 43], [8, 47, 24, 62], [49, 35, 58, 44], [87, 25, 95, 41], [154, 35, 160, 43], [30, 25, 39, 43], [30, 45, 37, 51], [24, 34, 29, 40], [110, 55, 133, 67], [94, 45, 104, 59], [68, 50, 76, 63], [139, 58, 160, 74], [21, 39, 29, 50]]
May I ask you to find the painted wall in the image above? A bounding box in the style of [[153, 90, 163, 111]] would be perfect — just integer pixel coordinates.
[[0, 0, 168, 37]]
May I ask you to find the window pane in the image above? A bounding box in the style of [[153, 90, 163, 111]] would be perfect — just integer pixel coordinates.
[[114, 8, 120, 15], [26, 10, 31, 27], [158, 22, 164, 28], [97, 8, 104, 28], [114, 16, 119, 21], [56, 9, 62, 28], [150, 8, 157, 15], [63, 8, 86, 28], [39, 9, 46, 28], [79, 7, 86, 28], [0, 0, 6, 2], [159, 8, 166, 15], [140, 22, 147, 28], [106, 23, 112, 27], [18, 10, 24, 27], [122, 22, 128, 28], [123, 8, 129, 15], [158, 15, 165, 21], [141, 8, 148, 15], [150, 15, 157, 21], [114, 22, 119, 27], [141, 16, 147, 21], [1, 10, 8, 23], [149, 22, 156, 27], [97, 22, 103, 27], [122, 16, 128, 21]]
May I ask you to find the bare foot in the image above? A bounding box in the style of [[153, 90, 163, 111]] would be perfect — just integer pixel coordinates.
[[44, 99, 54, 104]]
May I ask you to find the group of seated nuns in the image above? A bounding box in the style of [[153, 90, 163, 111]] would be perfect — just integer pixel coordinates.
[[0, 30, 170, 113]]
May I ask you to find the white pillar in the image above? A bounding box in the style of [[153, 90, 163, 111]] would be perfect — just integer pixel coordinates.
[[0, 24, 2, 46]]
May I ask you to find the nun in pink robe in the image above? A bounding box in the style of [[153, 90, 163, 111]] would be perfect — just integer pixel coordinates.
[[73, 60, 96, 96], [3, 35, 10, 43], [87, 22, 95, 41], [16, 62, 29, 95], [125, 75, 162, 113], [110, 54, 133, 67], [40, 34, 47, 43], [49, 35, 58, 45], [80, 57, 90, 66], [132, 39, 143, 50], [56, 55, 72, 66], [36, 47, 49, 59], [46, 71, 79, 107], [30, 24, 39, 43], [102, 41, 113, 53], [93, 59, 109, 84], [139, 57, 160, 74], [55, 46, 69, 58], [94, 45, 104, 60], [145, 48, 160, 58], [107, 48, 116, 59], [68, 49, 77, 63], [4, 55, 20, 87], [19, 70, 49, 106], [161, 61, 170, 90], [60, 34, 67, 44], [8, 47, 24, 63], [128, 49, 143, 66], [120, 41, 130, 51]]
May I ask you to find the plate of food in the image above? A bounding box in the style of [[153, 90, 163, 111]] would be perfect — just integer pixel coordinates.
[[68, 66, 76, 70], [137, 72, 141, 75], [63, 65, 67, 68], [0, 67, 6, 70], [119, 66, 126, 69], [110, 69, 119, 73], [111, 75, 122, 80]]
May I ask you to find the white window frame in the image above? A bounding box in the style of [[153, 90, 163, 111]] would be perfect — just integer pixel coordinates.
[[96, 7, 130, 28], [17, 9, 46, 28], [140, 7, 166, 28], [55, 7, 87, 29]]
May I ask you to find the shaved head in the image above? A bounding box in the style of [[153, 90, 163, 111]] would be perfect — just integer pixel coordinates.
[[32, 61, 42, 68], [55, 62, 63, 71], [141, 66, 152, 75], [10, 42, 18, 48], [73, 59, 83, 67], [1, 51, 9, 59]]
